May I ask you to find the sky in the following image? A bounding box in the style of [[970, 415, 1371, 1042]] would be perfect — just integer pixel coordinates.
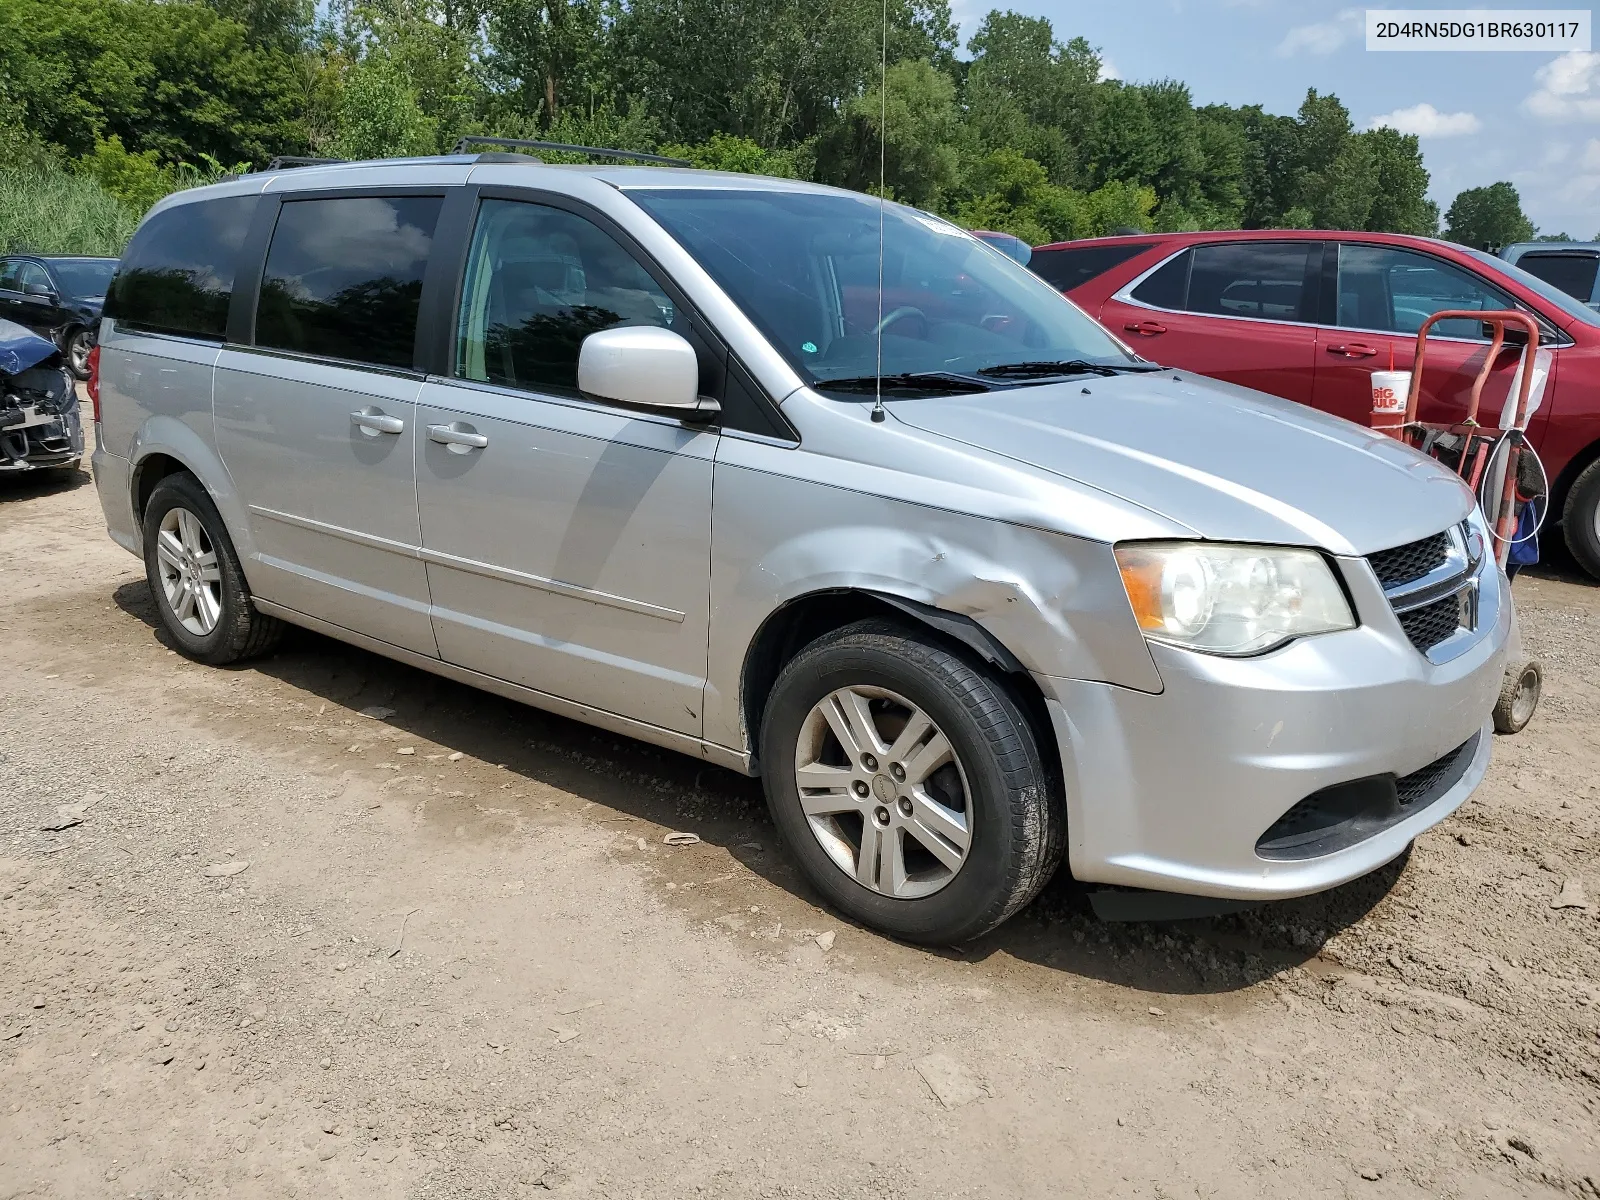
[[947, 0, 1600, 238]]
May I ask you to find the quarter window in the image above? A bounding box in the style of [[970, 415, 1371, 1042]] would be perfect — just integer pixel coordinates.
[[1130, 250, 1191, 309], [455, 199, 675, 394], [1030, 243, 1154, 293], [0, 260, 18, 291], [1336, 244, 1512, 339], [104, 194, 258, 339], [256, 195, 443, 369]]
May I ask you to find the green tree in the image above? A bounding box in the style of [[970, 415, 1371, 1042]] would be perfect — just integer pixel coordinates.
[[480, 0, 608, 129], [336, 0, 479, 151], [1444, 182, 1536, 249], [330, 56, 434, 158], [0, 0, 306, 165], [1362, 126, 1437, 236], [821, 59, 963, 209]]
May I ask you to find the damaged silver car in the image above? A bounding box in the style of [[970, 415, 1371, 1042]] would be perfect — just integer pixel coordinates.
[[92, 156, 1510, 945], [0, 318, 83, 474]]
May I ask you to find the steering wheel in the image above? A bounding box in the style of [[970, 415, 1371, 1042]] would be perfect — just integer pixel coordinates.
[[872, 306, 928, 337]]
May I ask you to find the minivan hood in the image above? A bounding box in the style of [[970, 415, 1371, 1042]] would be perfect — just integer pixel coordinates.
[[888, 371, 1473, 556]]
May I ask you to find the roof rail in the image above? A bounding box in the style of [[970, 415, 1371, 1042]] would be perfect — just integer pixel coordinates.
[[450, 136, 691, 167], [262, 156, 345, 171]]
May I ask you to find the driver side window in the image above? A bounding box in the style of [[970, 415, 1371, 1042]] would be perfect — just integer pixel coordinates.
[[455, 199, 676, 395], [1336, 244, 1511, 340], [17, 262, 50, 294]]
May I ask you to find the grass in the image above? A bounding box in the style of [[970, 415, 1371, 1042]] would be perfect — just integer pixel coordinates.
[[0, 166, 139, 257]]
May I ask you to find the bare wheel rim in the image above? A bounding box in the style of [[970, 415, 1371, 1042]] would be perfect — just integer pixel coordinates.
[[69, 332, 92, 375], [156, 506, 223, 636], [793, 685, 972, 900]]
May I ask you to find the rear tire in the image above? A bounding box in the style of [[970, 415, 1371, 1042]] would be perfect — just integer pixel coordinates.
[[1561, 458, 1600, 582], [142, 473, 282, 665], [759, 619, 1064, 945]]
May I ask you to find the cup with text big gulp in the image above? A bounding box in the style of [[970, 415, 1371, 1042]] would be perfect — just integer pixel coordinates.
[[1370, 370, 1411, 436]]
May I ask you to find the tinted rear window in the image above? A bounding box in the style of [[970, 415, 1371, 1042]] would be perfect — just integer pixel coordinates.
[[1516, 252, 1600, 303], [255, 195, 443, 369], [1030, 243, 1153, 292], [105, 195, 258, 339], [1187, 242, 1318, 322]]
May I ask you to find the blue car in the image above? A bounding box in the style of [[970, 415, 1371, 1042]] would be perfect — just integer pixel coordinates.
[[0, 318, 83, 474], [0, 255, 118, 379]]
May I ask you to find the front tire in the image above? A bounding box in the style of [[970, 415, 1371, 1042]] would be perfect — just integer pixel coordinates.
[[142, 473, 282, 664], [1562, 458, 1600, 582], [760, 620, 1064, 945]]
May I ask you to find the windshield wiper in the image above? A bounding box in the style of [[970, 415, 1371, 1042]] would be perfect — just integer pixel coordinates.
[[976, 359, 1165, 379], [813, 371, 995, 395]]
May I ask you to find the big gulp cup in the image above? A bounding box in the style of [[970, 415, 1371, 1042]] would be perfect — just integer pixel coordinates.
[[1370, 369, 1412, 436]]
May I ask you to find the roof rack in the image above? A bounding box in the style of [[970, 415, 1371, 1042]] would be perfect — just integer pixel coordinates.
[[449, 137, 691, 167], [262, 156, 345, 171]]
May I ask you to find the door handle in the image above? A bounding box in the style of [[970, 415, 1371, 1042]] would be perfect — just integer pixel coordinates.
[[427, 423, 489, 451], [350, 408, 404, 435], [1326, 343, 1380, 358], [1123, 320, 1167, 336]]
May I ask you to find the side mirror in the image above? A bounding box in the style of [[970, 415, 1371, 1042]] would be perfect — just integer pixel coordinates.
[[577, 325, 717, 419], [1483, 320, 1529, 346], [23, 282, 55, 299]]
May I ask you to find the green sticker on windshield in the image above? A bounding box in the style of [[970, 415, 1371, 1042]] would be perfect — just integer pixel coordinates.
[[801, 341, 817, 353]]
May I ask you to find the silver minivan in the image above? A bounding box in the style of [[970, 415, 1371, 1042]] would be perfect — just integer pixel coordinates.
[[91, 152, 1511, 944]]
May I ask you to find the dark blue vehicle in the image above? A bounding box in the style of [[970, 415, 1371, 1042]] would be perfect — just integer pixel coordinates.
[[0, 255, 118, 379], [0, 318, 82, 474]]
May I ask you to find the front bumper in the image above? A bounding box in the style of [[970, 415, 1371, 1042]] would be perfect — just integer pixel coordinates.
[[0, 398, 83, 471], [1039, 549, 1511, 900]]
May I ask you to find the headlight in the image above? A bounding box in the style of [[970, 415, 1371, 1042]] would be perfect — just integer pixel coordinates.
[[1115, 542, 1355, 656]]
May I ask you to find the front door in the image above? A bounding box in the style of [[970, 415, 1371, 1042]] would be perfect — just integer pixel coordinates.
[[415, 195, 715, 738], [1311, 243, 1555, 431], [1101, 240, 1322, 404], [214, 193, 446, 657]]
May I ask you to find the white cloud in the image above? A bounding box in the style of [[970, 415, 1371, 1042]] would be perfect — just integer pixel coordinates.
[[1525, 51, 1600, 121], [1582, 138, 1600, 171], [1369, 103, 1482, 137], [1098, 57, 1121, 82], [1275, 8, 1362, 56]]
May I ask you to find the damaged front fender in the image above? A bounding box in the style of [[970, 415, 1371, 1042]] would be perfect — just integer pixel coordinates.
[[704, 451, 1165, 755]]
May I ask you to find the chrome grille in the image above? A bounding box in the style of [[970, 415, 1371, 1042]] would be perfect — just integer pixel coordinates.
[[1367, 523, 1480, 660], [1397, 594, 1466, 655], [1368, 532, 1451, 590]]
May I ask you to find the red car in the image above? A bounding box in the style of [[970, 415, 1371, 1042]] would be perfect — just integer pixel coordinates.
[[1030, 229, 1600, 580]]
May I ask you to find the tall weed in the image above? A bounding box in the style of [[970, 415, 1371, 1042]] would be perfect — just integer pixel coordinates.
[[0, 168, 139, 256]]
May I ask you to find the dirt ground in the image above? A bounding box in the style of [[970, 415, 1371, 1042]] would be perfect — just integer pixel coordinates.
[[2, 407, 1598, 1200]]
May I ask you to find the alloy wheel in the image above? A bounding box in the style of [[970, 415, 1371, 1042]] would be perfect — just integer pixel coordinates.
[[793, 685, 972, 899], [156, 506, 223, 636], [69, 331, 93, 377]]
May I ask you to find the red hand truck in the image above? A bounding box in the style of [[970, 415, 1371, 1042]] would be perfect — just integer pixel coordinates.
[[1374, 309, 1543, 733]]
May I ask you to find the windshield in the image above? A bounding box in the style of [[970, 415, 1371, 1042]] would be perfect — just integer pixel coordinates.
[[1464, 247, 1600, 330], [50, 259, 117, 299], [626, 188, 1135, 391]]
